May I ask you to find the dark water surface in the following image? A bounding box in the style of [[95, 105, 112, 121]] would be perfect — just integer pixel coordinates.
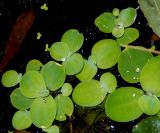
[[0, 0, 155, 132]]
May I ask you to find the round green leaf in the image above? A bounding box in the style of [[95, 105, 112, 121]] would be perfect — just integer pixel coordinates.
[[118, 48, 153, 83], [55, 94, 74, 121], [140, 55, 160, 96], [41, 61, 66, 91], [61, 29, 84, 53], [72, 80, 106, 107], [95, 12, 116, 33], [42, 125, 59, 133], [76, 59, 97, 81], [132, 116, 160, 133], [10, 88, 33, 110], [1, 70, 21, 87], [91, 39, 121, 69], [49, 42, 71, 61], [105, 87, 144, 122], [117, 28, 139, 45], [138, 95, 160, 115], [61, 83, 73, 96], [100, 72, 117, 93], [112, 24, 124, 38], [30, 95, 56, 128], [117, 7, 137, 27], [112, 8, 120, 17], [12, 110, 32, 130], [20, 71, 49, 98], [26, 59, 43, 72], [62, 53, 84, 75]]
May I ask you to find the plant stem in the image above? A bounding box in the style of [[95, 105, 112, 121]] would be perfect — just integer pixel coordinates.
[[121, 45, 160, 55]]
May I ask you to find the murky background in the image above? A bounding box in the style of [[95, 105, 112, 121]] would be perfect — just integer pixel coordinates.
[[0, 0, 155, 132]]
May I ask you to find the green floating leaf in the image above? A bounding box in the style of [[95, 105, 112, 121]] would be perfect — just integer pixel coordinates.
[[138, 95, 160, 115], [95, 12, 116, 33], [105, 87, 144, 122], [140, 55, 160, 96], [117, 28, 139, 45], [72, 80, 106, 107], [76, 59, 97, 81], [55, 94, 74, 121], [61, 29, 84, 53], [1, 70, 21, 87], [30, 95, 56, 128], [20, 71, 49, 98], [88, 54, 97, 65], [26, 59, 43, 72], [91, 39, 121, 69], [100, 72, 117, 93], [62, 53, 84, 75], [12, 110, 32, 130], [41, 61, 66, 91], [10, 88, 33, 110], [112, 24, 124, 38], [49, 42, 71, 61], [112, 8, 120, 17], [117, 7, 137, 27], [118, 48, 153, 83], [132, 116, 160, 133], [61, 83, 73, 96], [42, 125, 59, 133], [138, 0, 160, 36]]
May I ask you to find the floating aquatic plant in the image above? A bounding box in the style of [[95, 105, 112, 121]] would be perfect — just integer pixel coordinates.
[[1, 6, 160, 133]]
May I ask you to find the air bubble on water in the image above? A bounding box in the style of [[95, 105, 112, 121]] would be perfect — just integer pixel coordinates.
[[135, 68, 140, 73], [138, 21, 140, 25], [110, 125, 115, 129]]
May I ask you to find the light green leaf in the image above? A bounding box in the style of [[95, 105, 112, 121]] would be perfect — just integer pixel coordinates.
[[95, 12, 116, 33], [118, 48, 153, 83], [41, 61, 66, 91], [76, 59, 97, 81], [12, 110, 32, 130], [62, 53, 84, 75], [26, 59, 43, 72], [55, 94, 74, 121], [1, 70, 21, 87], [10, 88, 33, 110], [138, 95, 160, 115], [117, 28, 139, 45], [42, 125, 59, 133], [49, 42, 71, 61], [30, 95, 56, 128], [138, 0, 160, 36], [105, 87, 144, 122], [61, 29, 84, 53], [20, 71, 49, 98], [117, 7, 137, 27], [100, 72, 117, 93], [91, 39, 121, 69], [72, 80, 106, 107], [140, 55, 160, 96]]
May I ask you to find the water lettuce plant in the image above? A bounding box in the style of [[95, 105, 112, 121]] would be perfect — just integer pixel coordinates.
[[1, 6, 160, 133]]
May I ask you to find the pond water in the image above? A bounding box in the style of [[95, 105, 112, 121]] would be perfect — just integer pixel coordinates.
[[0, 0, 156, 132]]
